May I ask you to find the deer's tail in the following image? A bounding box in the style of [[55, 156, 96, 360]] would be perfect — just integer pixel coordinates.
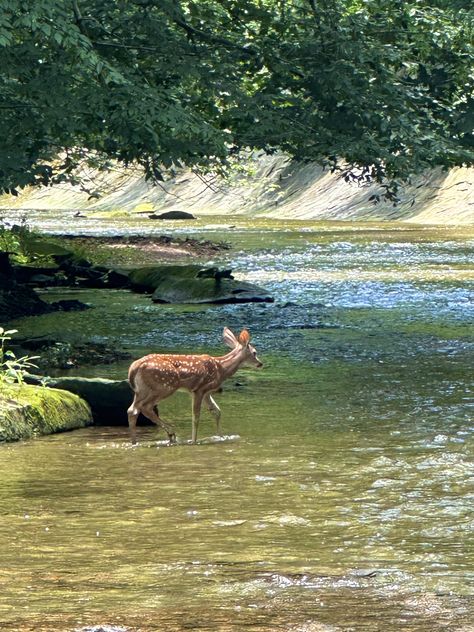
[[128, 362, 139, 393]]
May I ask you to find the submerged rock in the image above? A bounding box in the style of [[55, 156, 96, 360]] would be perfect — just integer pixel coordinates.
[[51, 299, 91, 311], [128, 265, 274, 304], [16, 339, 130, 371], [0, 384, 92, 442]]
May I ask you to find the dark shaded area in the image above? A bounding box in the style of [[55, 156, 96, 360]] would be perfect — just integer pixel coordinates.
[[0, 255, 53, 320]]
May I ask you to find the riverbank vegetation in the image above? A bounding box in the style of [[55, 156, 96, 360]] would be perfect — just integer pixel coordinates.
[[0, 327, 93, 441]]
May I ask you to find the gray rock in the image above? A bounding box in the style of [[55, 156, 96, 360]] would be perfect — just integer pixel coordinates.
[[148, 210, 196, 220], [128, 265, 273, 304], [152, 279, 273, 304]]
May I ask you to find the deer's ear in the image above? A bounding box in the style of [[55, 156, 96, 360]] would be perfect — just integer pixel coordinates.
[[238, 329, 250, 346], [223, 327, 239, 348]]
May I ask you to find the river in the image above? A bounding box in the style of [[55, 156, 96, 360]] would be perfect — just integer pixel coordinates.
[[0, 217, 473, 631]]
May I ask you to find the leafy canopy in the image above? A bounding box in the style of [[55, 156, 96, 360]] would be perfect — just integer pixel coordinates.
[[0, 0, 473, 197]]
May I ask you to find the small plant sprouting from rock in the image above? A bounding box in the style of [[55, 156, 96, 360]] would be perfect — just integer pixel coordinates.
[[0, 328, 39, 386]]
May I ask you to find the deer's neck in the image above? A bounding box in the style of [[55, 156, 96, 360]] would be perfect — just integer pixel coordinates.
[[216, 347, 244, 380]]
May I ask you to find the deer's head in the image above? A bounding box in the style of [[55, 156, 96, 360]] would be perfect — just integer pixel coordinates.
[[223, 327, 263, 368]]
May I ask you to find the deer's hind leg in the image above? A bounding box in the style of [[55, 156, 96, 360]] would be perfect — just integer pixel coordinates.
[[140, 398, 176, 444], [127, 395, 140, 445]]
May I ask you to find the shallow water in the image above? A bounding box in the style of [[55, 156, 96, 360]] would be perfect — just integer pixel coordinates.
[[1, 217, 473, 631]]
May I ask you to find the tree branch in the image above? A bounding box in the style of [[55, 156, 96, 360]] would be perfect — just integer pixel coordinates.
[[166, 6, 260, 59], [72, 0, 83, 25]]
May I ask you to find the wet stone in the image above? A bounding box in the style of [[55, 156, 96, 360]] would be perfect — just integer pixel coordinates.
[[148, 210, 196, 220], [128, 264, 274, 304]]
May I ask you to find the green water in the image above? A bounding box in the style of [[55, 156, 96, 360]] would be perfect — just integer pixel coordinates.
[[1, 219, 473, 631]]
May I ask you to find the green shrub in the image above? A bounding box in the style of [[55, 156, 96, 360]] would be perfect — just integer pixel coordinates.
[[0, 219, 70, 266], [0, 327, 39, 386]]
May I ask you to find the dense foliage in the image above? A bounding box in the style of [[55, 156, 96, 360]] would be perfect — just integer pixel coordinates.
[[0, 0, 473, 197]]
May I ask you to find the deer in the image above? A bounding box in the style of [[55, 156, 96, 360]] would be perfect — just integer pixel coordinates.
[[127, 327, 263, 445]]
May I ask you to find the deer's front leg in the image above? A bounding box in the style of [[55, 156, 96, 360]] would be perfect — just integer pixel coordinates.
[[191, 391, 204, 443], [205, 393, 222, 436]]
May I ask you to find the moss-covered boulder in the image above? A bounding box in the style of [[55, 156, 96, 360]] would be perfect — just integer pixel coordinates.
[[128, 265, 274, 304], [0, 383, 93, 442], [24, 374, 133, 425]]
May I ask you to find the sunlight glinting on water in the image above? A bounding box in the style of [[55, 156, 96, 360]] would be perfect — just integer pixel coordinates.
[[0, 218, 473, 631]]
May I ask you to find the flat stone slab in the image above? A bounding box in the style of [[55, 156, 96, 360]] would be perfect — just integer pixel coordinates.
[[128, 265, 274, 304]]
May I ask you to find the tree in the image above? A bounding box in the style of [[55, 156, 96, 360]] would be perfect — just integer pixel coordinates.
[[0, 0, 473, 198]]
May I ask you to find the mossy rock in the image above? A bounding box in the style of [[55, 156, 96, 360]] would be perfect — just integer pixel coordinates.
[[128, 265, 274, 304], [0, 383, 93, 442], [24, 374, 133, 425], [128, 264, 204, 291]]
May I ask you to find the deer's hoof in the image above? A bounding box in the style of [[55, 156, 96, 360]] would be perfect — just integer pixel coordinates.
[[168, 433, 177, 445]]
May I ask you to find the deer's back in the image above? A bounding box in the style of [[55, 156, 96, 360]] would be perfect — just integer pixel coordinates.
[[128, 353, 221, 393]]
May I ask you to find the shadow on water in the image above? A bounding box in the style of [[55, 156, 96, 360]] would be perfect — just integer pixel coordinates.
[[0, 219, 473, 630]]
